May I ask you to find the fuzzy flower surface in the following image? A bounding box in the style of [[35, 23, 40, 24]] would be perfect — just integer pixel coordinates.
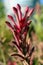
[[6, 4, 34, 65]]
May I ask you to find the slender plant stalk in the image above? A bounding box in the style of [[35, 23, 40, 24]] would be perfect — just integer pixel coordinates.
[[23, 60, 29, 65], [0, 46, 6, 65]]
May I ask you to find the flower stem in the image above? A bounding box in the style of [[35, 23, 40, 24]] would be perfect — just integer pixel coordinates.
[[23, 60, 29, 65], [0, 47, 6, 65]]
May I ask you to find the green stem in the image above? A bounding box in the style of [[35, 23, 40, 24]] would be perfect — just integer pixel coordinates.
[[0, 47, 6, 65]]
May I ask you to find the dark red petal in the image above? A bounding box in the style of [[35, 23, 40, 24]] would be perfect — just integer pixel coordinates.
[[27, 8, 34, 18], [17, 4, 22, 21], [8, 15, 14, 22], [17, 4, 21, 10], [8, 15, 20, 30], [19, 18, 25, 29], [11, 53, 25, 60], [23, 20, 31, 27], [13, 32, 20, 46], [13, 7, 19, 19], [26, 20, 32, 26], [8, 14, 20, 31], [8, 15, 16, 25], [14, 29, 20, 34], [24, 6, 29, 18], [13, 7, 17, 13], [14, 25, 20, 31], [12, 41, 22, 53], [27, 20, 32, 25], [23, 31, 27, 36], [13, 7, 20, 28], [6, 21, 14, 32], [6, 21, 19, 45], [15, 33, 20, 41], [29, 47, 35, 57]]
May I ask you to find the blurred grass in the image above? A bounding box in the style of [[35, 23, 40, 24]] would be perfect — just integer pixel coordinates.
[[32, 7, 43, 41], [0, 18, 13, 65]]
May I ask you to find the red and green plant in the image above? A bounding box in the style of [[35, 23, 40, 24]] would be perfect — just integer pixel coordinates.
[[6, 4, 34, 65]]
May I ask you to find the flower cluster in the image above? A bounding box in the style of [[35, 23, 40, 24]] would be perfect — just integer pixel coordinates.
[[6, 4, 34, 65]]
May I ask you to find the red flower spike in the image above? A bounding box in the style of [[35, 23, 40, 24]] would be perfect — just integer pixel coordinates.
[[6, 4, 34, 65]]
